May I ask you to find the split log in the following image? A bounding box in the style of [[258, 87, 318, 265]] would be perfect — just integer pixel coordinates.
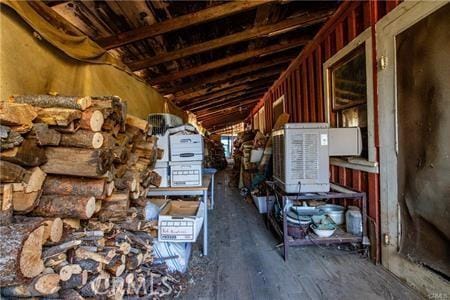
[[43, 240, 82, 259], [126, 115, 149, 133], [0, 183, 13, 225], [42, 175, 105, 199], [42, 147, 113, 177], [25, 166, 46, 193], [60, 270, 88, 290], [79, 109, 104, 132], [97, 190, 130, 221], [105, 255, 125, 277], [126, 253, 143, 270], [13, 216, 63, 245], [12, 189, 42, 214], [52, 121, 80, 133], [79, 271, 110, 297], [11, 95, 92, 111], [141, 171, 162, 188], [60, 130, 104, 149], [0, 220, 45, 286], [35, 107, 82, 127], [72, 258, 102, 273], [0, 102, 36, 129], [115, 171, 138, 191], [32, 123, 61, 146], [0, 127, 24, 151], [0, 160, 27, 183], [63, 218, 81, 230], [41, 218, 64, 244], [57, 264, 82, 281], [0, 138, 47, 167], [0, 273, 60, 297], [32, 195, 96, 219]]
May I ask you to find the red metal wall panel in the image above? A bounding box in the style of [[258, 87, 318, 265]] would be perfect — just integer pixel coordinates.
[[249, 0, 402, 261]]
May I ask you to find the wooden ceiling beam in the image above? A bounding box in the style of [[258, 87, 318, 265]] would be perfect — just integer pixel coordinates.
[[196, 96, 261, 114], [196, 99, 260, 119], [186, 88, 267, 111], [199, 106, 255, 123], [134, 10, 332, 67], [96, 1, 277, 49], [141, 36, 309, 77], [161, 55, 293, 94], [175, 70, 280, 102], [202, 113, 248, 128], [178, 78, 274, 105]]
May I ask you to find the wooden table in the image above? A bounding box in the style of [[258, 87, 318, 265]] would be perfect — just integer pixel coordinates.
[[147, 174, 212, 256]]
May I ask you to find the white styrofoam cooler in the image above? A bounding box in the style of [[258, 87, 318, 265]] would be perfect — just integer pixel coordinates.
[[158, 200, 205, 243], [152, 161, 169, 188], [252, 195, 275, 214], [170, 134, 203, 161], [169, 161, 202, 187]]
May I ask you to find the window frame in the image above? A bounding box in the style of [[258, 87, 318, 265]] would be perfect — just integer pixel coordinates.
[[258, 106, 265, 133], [323, 28, 378, 172]]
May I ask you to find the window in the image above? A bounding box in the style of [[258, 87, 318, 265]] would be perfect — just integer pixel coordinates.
[[272, 95, 285, 126], [323, 28, 377, 171], [331, 45, 368, 158]]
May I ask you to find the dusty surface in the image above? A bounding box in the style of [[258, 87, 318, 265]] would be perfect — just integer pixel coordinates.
[[179, 170, 423, 300]]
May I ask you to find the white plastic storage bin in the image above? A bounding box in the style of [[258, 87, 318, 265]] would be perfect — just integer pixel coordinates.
[[169, 161, 202, 187], [252, 195, 275, 214], [152, 161, 169, 188], [170, 134, 203, 161]]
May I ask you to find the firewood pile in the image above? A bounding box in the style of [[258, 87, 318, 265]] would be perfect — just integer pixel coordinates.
[[0, 95, 183, 298], [203, 136, 227, 171]]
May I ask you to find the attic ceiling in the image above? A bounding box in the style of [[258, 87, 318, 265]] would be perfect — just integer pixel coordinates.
[[45, 0, 338, 131]]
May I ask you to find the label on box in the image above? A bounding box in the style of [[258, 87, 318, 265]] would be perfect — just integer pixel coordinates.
[[159, 220, 195, 241], [320, 134, 328, 146]]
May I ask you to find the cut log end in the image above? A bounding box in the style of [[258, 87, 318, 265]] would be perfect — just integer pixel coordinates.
[[85, 197, 96, 218], [34, 273, 60, 295], [90, 110, 104, 132], [92, 132, 104, 149]]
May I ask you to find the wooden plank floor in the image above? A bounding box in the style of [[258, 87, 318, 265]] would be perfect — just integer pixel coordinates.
[[182, 170, 423, 300]]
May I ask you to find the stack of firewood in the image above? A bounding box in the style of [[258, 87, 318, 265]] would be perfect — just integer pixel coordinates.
[[0, 95, 181, 298]]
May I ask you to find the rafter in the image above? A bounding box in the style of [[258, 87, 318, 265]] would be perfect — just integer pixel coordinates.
[[96, 1, 277, 49], [131, 11, 331, 68], [186, 88, 267, 111], [202, 112, 249, 128], [162, 56, 293, 94], [196, 99, 260, 119], [188, 90, 265, 113], [175, 70, 280, 102], [139, 36, 309, 76], [196, 96, 262, 114], [178, 78, 274, 106]]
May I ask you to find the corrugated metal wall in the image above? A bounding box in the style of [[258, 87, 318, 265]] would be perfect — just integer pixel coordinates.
[[250, 0, 401, 261]]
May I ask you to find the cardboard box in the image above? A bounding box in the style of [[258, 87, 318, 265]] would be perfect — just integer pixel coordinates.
[[169, 161, 202, 187], [170, 134, 203, 161], [158, 200, 205, 242]]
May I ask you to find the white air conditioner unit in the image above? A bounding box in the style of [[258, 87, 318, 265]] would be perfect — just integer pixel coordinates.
[[272, 123, 330, 193]]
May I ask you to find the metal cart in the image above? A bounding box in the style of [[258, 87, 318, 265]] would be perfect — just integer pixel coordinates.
[[266, 181, 369, 260]]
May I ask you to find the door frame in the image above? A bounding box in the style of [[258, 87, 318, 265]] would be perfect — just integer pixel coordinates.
[[377, 0, 449, 296]]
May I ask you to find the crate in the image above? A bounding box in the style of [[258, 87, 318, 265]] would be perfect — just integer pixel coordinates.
[[158, 200, 205, 242], [170, 134, 203, 161], [169, 161, 202, 187]]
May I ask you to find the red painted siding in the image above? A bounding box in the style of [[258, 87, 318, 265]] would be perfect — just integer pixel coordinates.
[[248, 0, 402, 262]]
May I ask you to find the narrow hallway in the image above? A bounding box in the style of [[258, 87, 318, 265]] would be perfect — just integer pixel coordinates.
[[182, 169, 422, 300]]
